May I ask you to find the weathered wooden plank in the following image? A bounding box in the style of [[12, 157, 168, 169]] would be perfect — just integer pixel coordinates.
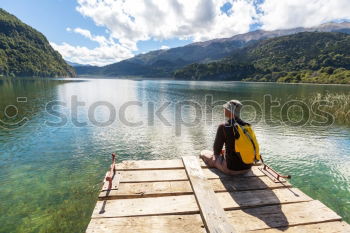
[[119, 169, 188, 183], [99, 180, 193, 199], [252, 221, 350, 233], [114, 158, 207, 170], [116, 160, 185, 170], [203, 167, 265, 179], [217, 187, 312, 210], [209, 176, 291, 192], [92, 195, 199, 218], [86, 215, 349, 233], [86, 214, 206, 233], [88, 201, 347, 233], [183, 156, 236, 233], [99, 176, 292, 199], [101, 167, 265, 192], [88, 200, 347, 232], [119, 167, 265, 183], [226, 200, 342, 232], [115, 158, 261, 171], [115, 159, 265, 181]]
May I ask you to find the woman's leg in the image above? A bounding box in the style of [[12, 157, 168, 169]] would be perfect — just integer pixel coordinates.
[[200, 150, 229, 172], [199, 150, 217, 168], [200, 150, 250, 175]]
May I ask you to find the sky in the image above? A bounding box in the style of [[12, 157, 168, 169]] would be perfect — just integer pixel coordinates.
[[1, 0, 350, 66]]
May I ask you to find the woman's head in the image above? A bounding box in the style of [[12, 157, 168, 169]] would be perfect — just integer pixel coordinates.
[[223, 100, 242, 119]]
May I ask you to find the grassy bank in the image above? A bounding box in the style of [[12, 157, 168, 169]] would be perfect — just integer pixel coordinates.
[[310, 93, 350, 124], [244, 68, 350, 84]]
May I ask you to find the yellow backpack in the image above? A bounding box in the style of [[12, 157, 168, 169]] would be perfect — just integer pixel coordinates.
[[234, 123, 261, 164]]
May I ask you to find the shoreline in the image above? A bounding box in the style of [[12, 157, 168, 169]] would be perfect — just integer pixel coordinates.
[[1, 75, 350, 87], [76, 75, 350, 86]]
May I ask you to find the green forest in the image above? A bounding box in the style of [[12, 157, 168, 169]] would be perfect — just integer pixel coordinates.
[[0, 9, 75, 77], [174, 32, 350, 84]]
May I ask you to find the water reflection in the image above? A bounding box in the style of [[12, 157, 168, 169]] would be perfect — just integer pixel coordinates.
[[0, 78, 349, 232]]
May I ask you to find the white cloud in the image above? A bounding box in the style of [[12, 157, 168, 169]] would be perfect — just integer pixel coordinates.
[[72, 28, 92, 39], [76, 0, 257, 44], [52, 27, 133, 66], [160, 45, 170, 50], [50, 37, 133, 67], [259, 0, 350, 30], [69, 27, 111, 46], [53, 0, 350, 66]]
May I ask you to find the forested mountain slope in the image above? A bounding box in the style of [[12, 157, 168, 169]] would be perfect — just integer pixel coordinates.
[[0, 9, 75, 77], [174, 32, 350, 84]]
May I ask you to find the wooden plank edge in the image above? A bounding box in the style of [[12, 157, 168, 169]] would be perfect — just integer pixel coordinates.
[[92, 194, 200, 219], [115, 166, 186, 171], [98, 197, 313, 213], [251, 221, 350, 233], [182, 156, 237, 233], [91, 210, 201, 219], [98, 191, 194, 200], [98, 180, 293, 200], [115, 159, 185, 171], [254, 219, 344, 232], [86, 214, 206, 233], [222, 199, 313, 211]]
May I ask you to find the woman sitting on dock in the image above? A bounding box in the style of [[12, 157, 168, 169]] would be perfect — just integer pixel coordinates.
[[201, 100, 258, 175]]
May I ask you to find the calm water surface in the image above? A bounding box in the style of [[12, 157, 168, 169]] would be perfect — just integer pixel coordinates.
[[0, 78, 349, 232]]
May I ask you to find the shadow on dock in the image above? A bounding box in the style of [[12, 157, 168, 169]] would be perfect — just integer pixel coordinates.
[[210, 168, 290, 231]]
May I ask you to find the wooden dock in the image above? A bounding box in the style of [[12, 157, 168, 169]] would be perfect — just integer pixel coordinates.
[[86, 156, 350, 233]]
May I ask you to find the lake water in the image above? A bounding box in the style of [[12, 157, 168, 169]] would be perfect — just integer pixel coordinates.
[[0, 78, 349, 232]]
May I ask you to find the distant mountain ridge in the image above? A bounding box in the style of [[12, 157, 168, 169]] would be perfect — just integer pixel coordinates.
[[174, 32, 350, 84], [66, 61, 89, 67], [192, 22, 350, 46], [0, 9, 75, 77], [76, 22, 350, 77]]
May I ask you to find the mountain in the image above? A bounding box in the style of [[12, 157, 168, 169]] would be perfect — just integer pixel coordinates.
[[0, 9, 75, 77], [174, 32, 350, 84], [76, 22, 350, 77], [66, 61, 90, 67], [192, 22, 350, 46]]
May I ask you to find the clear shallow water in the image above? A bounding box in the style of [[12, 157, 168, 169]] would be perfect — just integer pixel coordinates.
[[0, 78, 349, 232]]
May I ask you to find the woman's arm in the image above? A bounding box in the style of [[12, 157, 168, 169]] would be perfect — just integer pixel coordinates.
[[213, 124, 225, 156]]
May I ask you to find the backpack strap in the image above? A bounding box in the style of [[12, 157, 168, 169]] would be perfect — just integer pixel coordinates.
[[233, 122, 240, 139]]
